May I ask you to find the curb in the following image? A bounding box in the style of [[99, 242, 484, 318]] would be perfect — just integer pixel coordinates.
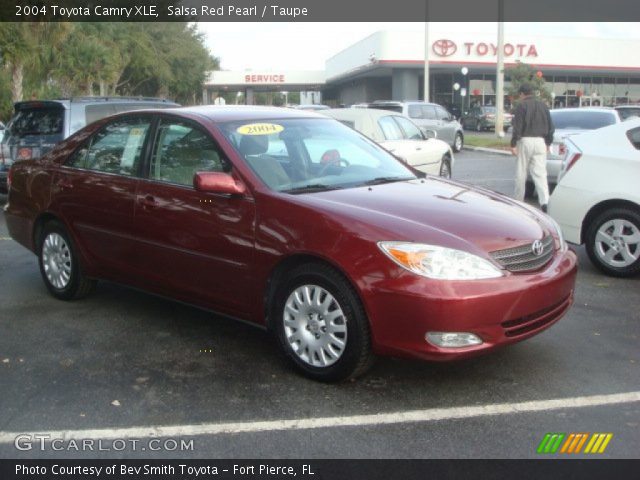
[[463, 145, 513, 156]]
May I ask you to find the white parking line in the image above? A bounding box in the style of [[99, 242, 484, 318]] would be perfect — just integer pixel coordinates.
[[1, 391, 639, 443]]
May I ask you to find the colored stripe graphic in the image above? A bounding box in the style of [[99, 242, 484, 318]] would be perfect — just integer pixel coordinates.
[[584, 433, 613, 454], [537, 433, 565, 453], [540, 433, 614, 454], [560, 433, 589, 453]]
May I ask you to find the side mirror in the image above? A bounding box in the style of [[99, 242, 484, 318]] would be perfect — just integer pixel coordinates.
[[423, 129, 438, 139], [194, 172, 246, 196]]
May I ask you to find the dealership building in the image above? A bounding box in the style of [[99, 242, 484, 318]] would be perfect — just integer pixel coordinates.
[[203, 30, 640, 110]]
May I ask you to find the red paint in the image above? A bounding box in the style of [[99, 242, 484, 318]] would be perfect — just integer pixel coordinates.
[[4, 107, 577, 363]]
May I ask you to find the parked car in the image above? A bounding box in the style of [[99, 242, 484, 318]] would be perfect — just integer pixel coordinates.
[[549, 118, 640, 277], [525, 107, 622, 197], [461, 106, 513, 132], [615, 105, 640, 121], [5, 106, 577, 382], [0, 97, 179, 193], [368, 101, 464, 153], [322, 108, 453, 177]]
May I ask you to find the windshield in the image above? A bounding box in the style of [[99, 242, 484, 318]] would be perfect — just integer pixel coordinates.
[[551, 110, 617, 130], [218, 118, 417, 193], [8, 106, 64, 136]]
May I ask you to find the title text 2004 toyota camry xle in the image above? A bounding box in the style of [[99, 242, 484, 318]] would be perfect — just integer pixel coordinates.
[[4, 106, 577, 382]]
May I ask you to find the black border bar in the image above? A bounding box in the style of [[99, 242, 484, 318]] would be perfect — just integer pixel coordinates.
[[2, 0, 640, 22], [2, 459, 640, 480]]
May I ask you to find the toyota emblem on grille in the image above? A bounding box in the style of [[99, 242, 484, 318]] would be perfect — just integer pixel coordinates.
[[532, 240, 544, 256], [432, 39, 457, 57]]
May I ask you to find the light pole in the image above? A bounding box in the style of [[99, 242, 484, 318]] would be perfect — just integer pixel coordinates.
[[424, 21, 430, 102], [461, 67, 469, 116], [495, 0, 505, 137]]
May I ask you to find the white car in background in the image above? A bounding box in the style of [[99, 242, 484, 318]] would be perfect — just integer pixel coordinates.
[[549, 118, 640, 277], [322, 108, 454, 177]]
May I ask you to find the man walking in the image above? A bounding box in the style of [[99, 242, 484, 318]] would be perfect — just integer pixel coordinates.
[[510, 83, 555, 212]]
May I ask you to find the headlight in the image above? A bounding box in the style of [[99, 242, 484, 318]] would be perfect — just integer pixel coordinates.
[[547, 216, 567, 252], [378, 242, 503, 280]]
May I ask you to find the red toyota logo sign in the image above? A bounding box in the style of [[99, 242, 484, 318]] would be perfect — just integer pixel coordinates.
[[432, 39, 457, 57]]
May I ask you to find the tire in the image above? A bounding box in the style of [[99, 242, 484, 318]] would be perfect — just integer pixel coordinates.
[[585, 208, 640, 277], [38, 220, 96, 300], [439, 155, 452, 178], [271, 263, 374, 382], [452, 133, 463, 152]]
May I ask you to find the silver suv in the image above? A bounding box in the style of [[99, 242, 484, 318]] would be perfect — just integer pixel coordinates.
[[0, 97, 179, 193], [368, 101, 464, 152]]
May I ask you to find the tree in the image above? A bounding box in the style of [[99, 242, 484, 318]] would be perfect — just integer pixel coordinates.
[[506, 62, 553, 106]]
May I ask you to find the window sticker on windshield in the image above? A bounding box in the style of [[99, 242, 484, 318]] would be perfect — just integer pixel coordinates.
[[236, 123, 284, 135], [121, 127, 146, 168]]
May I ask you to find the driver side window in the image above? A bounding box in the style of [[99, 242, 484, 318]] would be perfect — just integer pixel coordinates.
[[150, 120, 228, 187]]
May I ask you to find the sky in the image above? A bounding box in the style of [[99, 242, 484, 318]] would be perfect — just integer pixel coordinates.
[[198, 22, 640, 71]]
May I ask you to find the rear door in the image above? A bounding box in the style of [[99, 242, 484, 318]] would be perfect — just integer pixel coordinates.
[[131, 116, 256, 317], [52, 115, 153, 276]]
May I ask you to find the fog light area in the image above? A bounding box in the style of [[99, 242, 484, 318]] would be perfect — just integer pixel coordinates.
[[426, 332, 483, 348]]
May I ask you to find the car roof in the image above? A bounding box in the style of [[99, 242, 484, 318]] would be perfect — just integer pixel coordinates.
[[323, 108, 396, 121], [551, 107, 616, 113], [372, 100, 440, 107], [166, 105, 326, 123], [14, 97, 180, 110]]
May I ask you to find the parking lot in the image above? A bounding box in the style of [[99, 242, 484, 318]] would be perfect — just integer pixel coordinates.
[[0, 149, 639, 459]]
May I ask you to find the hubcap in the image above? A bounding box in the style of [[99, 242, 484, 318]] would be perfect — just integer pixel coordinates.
[[594, 219, 640, 268], [283, 285, 347, 368], [440, 161, 451, 178], [455, 135, 462, 151], [42, 233, 72, 289]]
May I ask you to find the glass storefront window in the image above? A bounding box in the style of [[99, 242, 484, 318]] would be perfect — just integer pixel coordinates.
[[629, 78, 640, 103]]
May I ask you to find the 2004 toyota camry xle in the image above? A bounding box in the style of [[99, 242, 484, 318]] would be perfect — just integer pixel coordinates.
[[4, 106, 577, 381]]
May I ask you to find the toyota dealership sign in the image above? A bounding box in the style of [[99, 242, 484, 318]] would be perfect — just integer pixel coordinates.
[[432, 39, 538, 58]]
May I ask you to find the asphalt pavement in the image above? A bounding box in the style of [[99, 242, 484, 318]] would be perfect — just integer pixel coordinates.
[[0, 150, 638, 459]]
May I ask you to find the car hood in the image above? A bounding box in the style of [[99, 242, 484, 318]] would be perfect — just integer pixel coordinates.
[[293, 178, 550, 255]]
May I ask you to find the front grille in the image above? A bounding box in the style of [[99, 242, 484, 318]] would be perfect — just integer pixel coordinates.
[[490, 235, 554, 273], [501, 294, 572, 338]]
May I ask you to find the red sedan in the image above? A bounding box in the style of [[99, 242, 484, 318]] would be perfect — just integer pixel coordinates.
[[4, 106, 577, 382]]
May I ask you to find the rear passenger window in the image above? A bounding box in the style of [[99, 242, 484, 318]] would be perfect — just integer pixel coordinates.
[[627, 127, 640, 150], [150, 120, 228, 186], [407, 105, 423, 119], [378, 116, 404, 140], [423, 106, 437, 120], [66, 117, 151, 176]]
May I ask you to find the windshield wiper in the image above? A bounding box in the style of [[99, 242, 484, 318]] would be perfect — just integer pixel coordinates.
[[362, 176, 416, 186], [281, 184, 339, 194]]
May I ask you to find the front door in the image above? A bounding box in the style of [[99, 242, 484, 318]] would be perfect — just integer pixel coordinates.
[[132, 117, 256, 317]]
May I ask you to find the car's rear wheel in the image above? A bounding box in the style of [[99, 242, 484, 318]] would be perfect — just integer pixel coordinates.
[[453, 133, 463, 152], [38, 221, 96, 300], [585, 208, 640, 277], [272, 263, 374, 382], [440, 155, 452, 178]]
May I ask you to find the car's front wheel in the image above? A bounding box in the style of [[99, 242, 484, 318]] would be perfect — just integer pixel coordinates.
[[585, 208, 640, 277], [453, 133, 463, 152], [38, 221, 96, 300], [440, 155, 452, 178], [272, 263, 374, 382]]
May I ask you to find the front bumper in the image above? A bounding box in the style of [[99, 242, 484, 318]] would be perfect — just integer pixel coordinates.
[[362, 248, 577, 361]]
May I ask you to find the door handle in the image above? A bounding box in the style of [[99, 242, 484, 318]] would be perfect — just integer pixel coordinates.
[[139, 195, 158, 209], [415, 147, 422, 151], [56, 179, 73, 191]]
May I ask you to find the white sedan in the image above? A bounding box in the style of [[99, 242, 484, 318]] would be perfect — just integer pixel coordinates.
[[322, 108, 453, 177], [549, 118, 640, 277]]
